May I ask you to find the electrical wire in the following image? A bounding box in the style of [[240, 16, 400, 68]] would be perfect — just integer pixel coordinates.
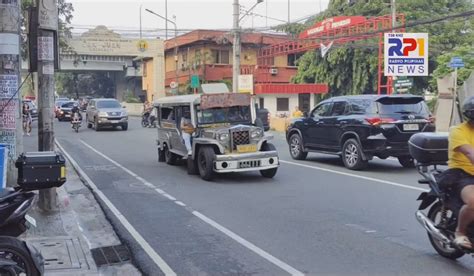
[[0, 72, 32, 115]]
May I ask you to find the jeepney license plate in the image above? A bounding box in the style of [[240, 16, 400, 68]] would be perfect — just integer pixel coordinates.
[[403, 124, 419, 131], [237, 144, 257, 153]]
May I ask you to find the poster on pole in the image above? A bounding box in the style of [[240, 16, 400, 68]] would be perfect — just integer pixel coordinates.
[[38, 37, 54, 61], [0, 75, 18, 99], [384, 33, 429, 76], [38, 0, 58, 31]]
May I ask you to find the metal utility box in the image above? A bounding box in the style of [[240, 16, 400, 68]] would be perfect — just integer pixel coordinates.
[[15, 152, 66, 190]]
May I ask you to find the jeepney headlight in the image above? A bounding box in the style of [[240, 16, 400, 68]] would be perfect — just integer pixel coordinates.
[[218, 133, 229, 141], [251, 128, 263, 139]]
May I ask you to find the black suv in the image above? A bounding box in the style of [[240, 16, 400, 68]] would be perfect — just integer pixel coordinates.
[[286, 95, 435, 170]]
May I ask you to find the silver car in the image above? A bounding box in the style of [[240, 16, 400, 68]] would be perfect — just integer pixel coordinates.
[[86, 99, 128, 131]]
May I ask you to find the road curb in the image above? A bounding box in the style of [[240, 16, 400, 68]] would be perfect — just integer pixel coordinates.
[[54, 140, 143, 275]]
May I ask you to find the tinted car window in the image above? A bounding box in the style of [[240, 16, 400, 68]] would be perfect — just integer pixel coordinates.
[[312, 103, 332, 117], [97, 100, 121, 109], [349, 99, 373, 114], [330, 102, 348, 116], [377, 101, 429, 115], [61, 102, 75, 108]]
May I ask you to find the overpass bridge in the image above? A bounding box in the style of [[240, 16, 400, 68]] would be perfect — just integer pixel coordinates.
[[59, 26, 164, 101]]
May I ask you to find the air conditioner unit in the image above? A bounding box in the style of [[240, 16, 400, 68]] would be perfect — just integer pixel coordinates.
[[269, 68, 278, 75]]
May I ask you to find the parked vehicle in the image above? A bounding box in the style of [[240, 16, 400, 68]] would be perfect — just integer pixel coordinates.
[[86, 99, 128, 131], [22, 100, 38, 121], [0, 188, 43, 276], [155, 93, 279, 181], [410, 132, 473, 259], [71, 112, 81, 133], [286, 94, 436, 170], [57, 101, 77, 121]]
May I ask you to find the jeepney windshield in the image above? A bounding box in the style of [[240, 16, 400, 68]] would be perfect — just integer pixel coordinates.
[[197, 105, 251, 125]]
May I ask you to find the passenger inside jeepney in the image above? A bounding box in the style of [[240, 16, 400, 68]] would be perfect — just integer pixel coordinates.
[[181, 107, 194, 155]]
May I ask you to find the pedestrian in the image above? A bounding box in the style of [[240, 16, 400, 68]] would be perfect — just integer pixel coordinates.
[[292, 106, 304, 118], [22, 102, 32, 136]]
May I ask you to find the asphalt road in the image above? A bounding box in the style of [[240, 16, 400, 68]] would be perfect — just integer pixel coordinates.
[[46, 117, 474, 275]]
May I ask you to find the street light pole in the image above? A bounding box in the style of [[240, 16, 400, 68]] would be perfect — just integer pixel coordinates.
[[139, 4, 143, 39], [165, 0, 168, 40], [145, 9, 178, 92]]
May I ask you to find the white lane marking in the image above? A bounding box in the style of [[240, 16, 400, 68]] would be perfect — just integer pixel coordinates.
[[79, 140, 302, 275], [280, 160, 428, 192], [192, 211, 304, 276], [56, 140, 177, 276], [175, 201, 186, 207], [162, 193, 177, 201]]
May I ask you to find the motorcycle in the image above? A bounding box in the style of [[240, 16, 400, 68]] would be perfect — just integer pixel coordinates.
[[71, 112, 81, 133], [141, 112, 156, 128], [0, 188, 43, 275], [411, 132, 471, 259]]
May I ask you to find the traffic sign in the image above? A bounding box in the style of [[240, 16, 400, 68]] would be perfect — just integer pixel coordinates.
[[191, 75, 200, 89], [449, 56, 464, 68], [449, 62, 465, 68]]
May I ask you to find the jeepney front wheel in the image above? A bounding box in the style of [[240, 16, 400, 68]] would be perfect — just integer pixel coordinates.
[[198, 146, 215, 181], [260, 143, 278, 178]]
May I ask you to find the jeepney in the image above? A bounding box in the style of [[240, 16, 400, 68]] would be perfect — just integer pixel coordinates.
[[154, 92, 279, 181]]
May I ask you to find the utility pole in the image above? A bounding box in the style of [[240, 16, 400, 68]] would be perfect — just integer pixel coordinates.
[[232, 0, 240, 93], [0, 0, 22, 185], [390, 0, 396, 29], [36, 0, 59, 212]]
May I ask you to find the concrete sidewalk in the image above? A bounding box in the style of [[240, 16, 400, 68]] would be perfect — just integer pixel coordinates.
[[21, 156, 141, 275]]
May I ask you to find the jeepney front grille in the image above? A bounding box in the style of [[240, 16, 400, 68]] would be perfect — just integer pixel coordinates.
[[231, 131, 250, 150], [239, 160, 261, 169]]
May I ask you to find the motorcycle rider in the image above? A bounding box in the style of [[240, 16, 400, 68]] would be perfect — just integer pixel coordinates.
[[71, 102, 82, 122], [447, 96, 474, 249], [143, 101, 153, 125]]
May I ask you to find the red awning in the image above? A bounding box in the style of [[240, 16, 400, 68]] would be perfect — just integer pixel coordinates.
[[255, 84, 328, 94]]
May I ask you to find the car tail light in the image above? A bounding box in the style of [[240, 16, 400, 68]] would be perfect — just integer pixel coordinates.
[[267, 112, 271, 121], [365, 117, 395, 126]]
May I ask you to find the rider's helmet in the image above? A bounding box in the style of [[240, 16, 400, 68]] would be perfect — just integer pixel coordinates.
[[462, 96, 474, 121], [73, 102, 79, 107]]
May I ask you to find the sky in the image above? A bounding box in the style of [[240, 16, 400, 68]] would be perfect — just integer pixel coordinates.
[[68, 0, 329, 38]]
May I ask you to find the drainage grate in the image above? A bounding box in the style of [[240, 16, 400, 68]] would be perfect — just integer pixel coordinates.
[[90, 244, 131, 267]]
